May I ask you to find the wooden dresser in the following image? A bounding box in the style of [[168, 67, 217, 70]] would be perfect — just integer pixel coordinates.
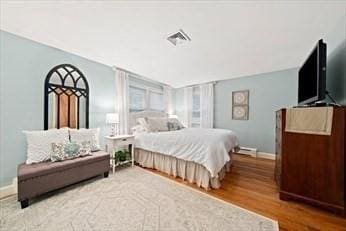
[[275, 107, 346, 216]]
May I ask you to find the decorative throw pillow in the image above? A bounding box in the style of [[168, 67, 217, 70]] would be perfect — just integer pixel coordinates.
[[50, 143, 66, 162], [79, 141, 92, 156], [146, 117, 169, 132], [69, 128, 100, 151], [167, 118, 185, 131], [167, 122, 181, 131], [50, 142, 90, 162], [23, 129, 70, 164], [168, 118, 184, 128], [64, 142, 81, 158]]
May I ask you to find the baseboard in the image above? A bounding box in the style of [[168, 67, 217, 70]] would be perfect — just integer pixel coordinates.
[[257, 152, 276, 160], [0, 178, 17, 199], [236, 150, 276, 160], [236, 147, 257, 158]]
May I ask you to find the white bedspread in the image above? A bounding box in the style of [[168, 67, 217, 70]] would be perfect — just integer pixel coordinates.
[[134, 128, 239, 177]]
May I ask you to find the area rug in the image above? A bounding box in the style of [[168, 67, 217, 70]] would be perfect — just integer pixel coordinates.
[[0, 167, 278, 231]]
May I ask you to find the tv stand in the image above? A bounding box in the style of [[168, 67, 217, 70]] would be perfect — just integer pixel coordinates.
[[314, 101, 327, 107], [294, 102, 341, 108]]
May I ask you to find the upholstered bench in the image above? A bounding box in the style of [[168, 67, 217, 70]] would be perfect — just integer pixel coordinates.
[[17, 150, 110, 208]]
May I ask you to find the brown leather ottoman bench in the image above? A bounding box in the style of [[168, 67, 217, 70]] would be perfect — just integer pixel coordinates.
[[17, 150, 110, 209]]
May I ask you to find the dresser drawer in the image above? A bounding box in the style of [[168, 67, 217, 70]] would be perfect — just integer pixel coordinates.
[[112, 138, 134, 147]]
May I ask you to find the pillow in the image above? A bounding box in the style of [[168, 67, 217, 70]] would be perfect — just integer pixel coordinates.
[[168, 122, 183, 131], [23, 129, 69, 164], [69, 128, 101, 151], [136, 118, 151, 132], [168, 118, 185, 128], [50, 142, 91, 162], [64, 142, 80, 157], [131, 125, 149, 135], [79, 141, 92, 156], [146, 117, 169, 132]]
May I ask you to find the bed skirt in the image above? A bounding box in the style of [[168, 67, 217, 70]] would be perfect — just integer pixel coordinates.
[[134, 148, 232, 189]]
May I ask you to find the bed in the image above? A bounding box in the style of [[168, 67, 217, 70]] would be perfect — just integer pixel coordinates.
[[130, 111, 239, 189]]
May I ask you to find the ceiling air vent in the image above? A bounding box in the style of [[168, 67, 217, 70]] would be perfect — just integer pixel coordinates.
[[167, 29, 191, 46]]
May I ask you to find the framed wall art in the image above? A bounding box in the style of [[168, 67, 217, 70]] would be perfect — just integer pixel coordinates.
[[232, 90, 249, 120]]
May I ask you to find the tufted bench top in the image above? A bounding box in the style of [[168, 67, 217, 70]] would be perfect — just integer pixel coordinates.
[[18, 150, 109, 181]]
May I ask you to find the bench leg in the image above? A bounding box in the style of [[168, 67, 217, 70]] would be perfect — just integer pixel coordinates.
[[20, 199, 29, 209], [104, 171, 109, 178]]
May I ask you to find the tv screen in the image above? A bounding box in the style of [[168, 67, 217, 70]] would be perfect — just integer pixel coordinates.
[[298, 48, 318, 103], [298, 39, 326, 105]]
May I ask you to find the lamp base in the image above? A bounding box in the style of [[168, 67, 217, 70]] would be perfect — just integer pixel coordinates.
[[110, 124, 115, 137], [109, 124, 118, 137]]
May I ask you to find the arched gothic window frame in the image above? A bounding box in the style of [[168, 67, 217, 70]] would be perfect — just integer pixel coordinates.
[[44, 64, 89, 130]]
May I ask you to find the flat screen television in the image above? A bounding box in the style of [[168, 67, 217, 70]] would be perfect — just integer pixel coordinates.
[[298, 39, 327, 105]]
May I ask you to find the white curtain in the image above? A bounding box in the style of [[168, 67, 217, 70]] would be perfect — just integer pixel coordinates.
[[115, 68, 130, 135], [183, 87, 193, 128], [163, 86, 173, 115], [200, 83, 214, 128]]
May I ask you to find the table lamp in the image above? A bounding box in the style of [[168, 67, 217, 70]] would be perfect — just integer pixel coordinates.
[[106, 113, 119, 136]]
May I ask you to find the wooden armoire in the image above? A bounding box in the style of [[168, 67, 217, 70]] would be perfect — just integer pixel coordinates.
[[275, 107, 346, 216]]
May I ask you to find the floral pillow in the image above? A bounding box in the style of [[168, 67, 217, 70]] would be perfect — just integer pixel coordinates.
[[50, 141, 92, 162], [50, 143, 66, 162], [79, 141, 92, 156]]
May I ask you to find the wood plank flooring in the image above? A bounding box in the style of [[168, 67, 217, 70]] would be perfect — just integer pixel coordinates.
[[145, 154, 346, 231]]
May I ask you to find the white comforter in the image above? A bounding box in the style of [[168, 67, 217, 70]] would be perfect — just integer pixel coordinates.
[[134, 128, 239, 177]]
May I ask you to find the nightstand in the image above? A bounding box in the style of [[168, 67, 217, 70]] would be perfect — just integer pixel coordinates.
[[104, 134, 135, 173]]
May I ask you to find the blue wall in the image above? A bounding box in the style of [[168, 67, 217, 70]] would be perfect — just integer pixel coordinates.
[[214, 68, 298, 153], [0, 31, 116, 187]]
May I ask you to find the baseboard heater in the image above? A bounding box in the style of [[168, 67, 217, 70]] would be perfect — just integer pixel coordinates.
[[236, 147, 258, 157]]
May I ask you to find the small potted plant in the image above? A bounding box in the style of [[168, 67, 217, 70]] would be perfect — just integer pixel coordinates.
[[113, 149, 130, 164]]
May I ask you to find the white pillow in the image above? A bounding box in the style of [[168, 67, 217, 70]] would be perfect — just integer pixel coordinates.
[[136, 118, 151, 131], [23, 129, 70, 164], [131, 125, 149, 135], [146, 117, 169, 132], [69, 128, 101, 151]]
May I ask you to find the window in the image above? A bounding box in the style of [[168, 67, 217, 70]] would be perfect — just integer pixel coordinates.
[[129, 86, 146, 112], [149, 91, 164, 111], [129, 85, 165, 112], [191, 87, 200, 127]]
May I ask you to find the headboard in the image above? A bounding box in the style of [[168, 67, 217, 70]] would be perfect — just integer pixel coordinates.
[[129, 110, 168, 131]]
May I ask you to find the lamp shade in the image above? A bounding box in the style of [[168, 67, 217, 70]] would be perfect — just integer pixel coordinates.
[[169, 114, 178, 119], [106, 113, 119, 124]]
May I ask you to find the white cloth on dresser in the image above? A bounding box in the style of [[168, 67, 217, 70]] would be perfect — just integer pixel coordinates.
[[285, 107, 333, 135]]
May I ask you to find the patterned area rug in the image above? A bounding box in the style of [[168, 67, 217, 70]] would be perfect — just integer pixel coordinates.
[[0, 167, 278, 231]]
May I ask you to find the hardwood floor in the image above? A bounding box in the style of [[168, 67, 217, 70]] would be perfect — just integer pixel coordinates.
[[145, 154, 346, 231]]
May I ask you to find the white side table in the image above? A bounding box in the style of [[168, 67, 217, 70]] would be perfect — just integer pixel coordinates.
[[104, 134, 135, 173]]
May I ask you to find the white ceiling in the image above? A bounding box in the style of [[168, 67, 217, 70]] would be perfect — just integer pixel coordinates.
[[1, 1, 345, 88]]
